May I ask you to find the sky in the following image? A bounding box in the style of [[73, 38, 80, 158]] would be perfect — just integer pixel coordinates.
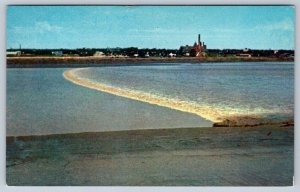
[[6, 6, 295, 50]]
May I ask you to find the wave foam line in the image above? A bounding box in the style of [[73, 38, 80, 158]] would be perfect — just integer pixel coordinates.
[[63, 68, 223, 122]]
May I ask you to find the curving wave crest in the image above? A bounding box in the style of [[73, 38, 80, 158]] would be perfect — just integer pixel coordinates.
[[63, 68, 292, 126]]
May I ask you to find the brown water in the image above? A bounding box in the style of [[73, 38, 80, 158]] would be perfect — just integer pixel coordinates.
[[65, 62, 294, 125], [7, 67, 212, 136]]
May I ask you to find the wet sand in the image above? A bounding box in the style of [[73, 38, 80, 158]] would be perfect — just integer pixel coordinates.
[[6, 125, 294, 186]]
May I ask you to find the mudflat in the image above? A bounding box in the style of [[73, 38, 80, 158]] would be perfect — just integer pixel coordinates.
[[6, 125, 294, 186]]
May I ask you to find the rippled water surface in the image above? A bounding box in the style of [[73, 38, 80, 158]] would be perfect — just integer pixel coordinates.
[[7, 67, 212, 136], [7, 62, 293, 136], [71, 62, 294, 122]]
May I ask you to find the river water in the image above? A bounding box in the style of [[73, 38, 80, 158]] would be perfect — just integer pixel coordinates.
[[7, 62, 293, 136]]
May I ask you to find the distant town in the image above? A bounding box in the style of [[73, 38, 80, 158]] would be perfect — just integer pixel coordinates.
[[7, 34, 294, 59]]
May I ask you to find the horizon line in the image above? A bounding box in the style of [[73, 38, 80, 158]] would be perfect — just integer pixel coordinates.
[[6, 47, 295, 51]]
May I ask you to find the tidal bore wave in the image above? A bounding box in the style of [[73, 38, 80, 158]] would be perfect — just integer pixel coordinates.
[[63, 68, 292, 126]]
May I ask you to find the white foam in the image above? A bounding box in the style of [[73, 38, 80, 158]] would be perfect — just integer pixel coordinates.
[[63, 68, 289, 123]]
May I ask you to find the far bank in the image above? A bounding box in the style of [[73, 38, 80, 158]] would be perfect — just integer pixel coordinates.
[[7, 56, 293, 68]]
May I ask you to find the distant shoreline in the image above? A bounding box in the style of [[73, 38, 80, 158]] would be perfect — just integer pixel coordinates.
[[7, 56, 293, 68]]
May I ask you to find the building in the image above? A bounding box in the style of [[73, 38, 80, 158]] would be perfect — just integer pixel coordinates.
[[52, 51, 63, 56], [145, 52, 150, 57], [93, 51, 105, 57], [7, 51, 21, 56], [190, 34, 207, 57], [235, 48, 252, 57], [179, 34, 207, 57], [238, 53, 252, 58], [179, 45, 192, 56], [243, 48, 250, 52], [168, 53, 176, 57]]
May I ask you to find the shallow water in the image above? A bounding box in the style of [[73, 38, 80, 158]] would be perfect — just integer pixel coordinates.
[[67, 62, 294, 123], [7, 62, 294, 136], [7, 68, 212, 136]]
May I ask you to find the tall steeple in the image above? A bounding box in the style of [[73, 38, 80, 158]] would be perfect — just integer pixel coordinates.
[[198, 34, 202, 46]]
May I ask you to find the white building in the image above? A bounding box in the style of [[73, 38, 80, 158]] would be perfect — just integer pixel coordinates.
[[52, 51, 63, 56], [243, 48, 250, 52], [168, 53, 176, 57], [239, 53, 252, 58], [7, 51, 21, 56], [93, 51, 105, 57]]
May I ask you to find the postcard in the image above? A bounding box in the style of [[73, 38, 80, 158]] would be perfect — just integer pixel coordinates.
[[6, 5, 294, 186]]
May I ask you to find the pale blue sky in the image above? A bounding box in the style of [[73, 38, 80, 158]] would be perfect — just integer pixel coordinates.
[[6, 6, 295, 49]]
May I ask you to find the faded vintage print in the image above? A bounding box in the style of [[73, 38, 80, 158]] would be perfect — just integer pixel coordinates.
[[6, 6, 294, 186]]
